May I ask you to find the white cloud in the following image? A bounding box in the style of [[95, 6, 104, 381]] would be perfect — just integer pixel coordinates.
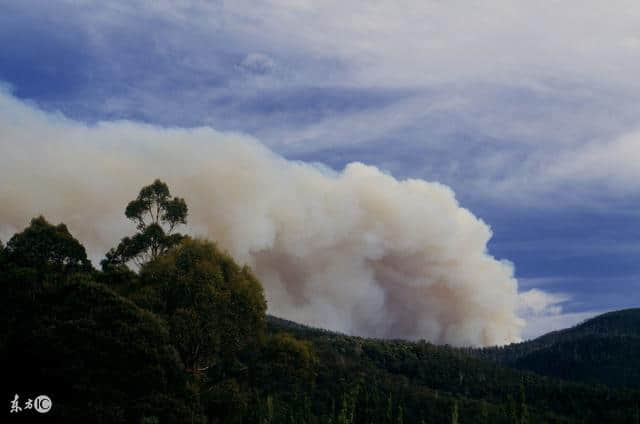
[[517, 288, 602, 340], [521, 311, 601, 340], [543, 130, 640, 192], [5, 1, 640, 207], [217, 0, 640, 89], [518, 289, 569, 317]]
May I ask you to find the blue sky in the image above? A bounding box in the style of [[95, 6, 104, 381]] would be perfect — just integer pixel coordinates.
[[2, 0, 639, 338]]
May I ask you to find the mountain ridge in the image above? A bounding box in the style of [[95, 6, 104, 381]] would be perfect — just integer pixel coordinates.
[[470, 308, 640, 389]]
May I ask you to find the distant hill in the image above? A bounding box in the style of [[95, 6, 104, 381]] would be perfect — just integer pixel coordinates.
[[267, 313, 640, 423], [471, 308, 640, 389]]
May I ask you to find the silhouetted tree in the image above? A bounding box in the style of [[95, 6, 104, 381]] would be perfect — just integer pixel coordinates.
[[103, 179, 187, 268], [4, 215, 92, 274]]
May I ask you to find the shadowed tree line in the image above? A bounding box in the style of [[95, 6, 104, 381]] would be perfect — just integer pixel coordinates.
[[2, 180, 639, 423], [468, 308, 640, 390]]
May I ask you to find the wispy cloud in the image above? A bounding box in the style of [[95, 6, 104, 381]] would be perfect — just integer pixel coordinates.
[[3, 2, 640, 206], [517, 288, 603, 339], [521, 310, 601, 340]]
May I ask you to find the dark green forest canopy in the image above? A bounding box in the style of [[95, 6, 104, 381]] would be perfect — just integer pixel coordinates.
[[132, 238, 267, 375], [4, 215, 92, 273], [2, 189, 639, 423], [469, 308, 640, 389]]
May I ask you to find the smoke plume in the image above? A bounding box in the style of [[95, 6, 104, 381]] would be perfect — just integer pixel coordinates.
[[0, 90, 522, 345]]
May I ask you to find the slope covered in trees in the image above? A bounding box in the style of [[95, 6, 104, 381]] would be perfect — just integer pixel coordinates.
[[2, 181, 639, 423], [471, 308, 640, 389], [266, 316, 640, 423]]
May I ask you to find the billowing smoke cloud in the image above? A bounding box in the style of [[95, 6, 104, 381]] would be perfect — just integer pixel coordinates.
[[0, 90, 522, 345]]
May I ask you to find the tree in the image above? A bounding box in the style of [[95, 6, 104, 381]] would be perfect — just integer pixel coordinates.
[[4, 215, 92, 274], [133, 238, 267, 376], [519, 384, 529, 424], [451, 401, 459, 424], [1, 217, 205, 423], [396, 404, 404, 424], [4, 276, 204, 423], [479, 400, 489, 424], [103, 179, 187, 268], [256, 332, 316, 392], [2, 216, 93, 309], [385, 394, 393, 424], [336, 393, 352, 424]]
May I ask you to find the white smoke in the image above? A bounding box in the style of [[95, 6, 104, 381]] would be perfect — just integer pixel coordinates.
[[0, 90, 523, 345]]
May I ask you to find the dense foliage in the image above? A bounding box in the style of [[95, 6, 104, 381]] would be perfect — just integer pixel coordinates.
[[264, 316, 640, 424], [2, 182, 639, 423], [2, 217, 202, 423], [133, 238, 267, 377]]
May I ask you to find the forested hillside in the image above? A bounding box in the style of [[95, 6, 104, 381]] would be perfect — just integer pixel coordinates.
[[266, 316, 640, 423], [3, 181, 639, 423], [471, 309, 640, 389]]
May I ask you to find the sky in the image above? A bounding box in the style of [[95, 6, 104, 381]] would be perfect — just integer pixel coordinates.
[[1, 0, 639, 340]]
